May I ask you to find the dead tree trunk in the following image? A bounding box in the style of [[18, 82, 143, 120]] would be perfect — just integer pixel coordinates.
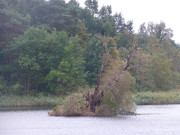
[[87, 56, 105, 112], [123, 48, 134, 71], [86, 35, 110, 112], [123, 36, 137, 71]]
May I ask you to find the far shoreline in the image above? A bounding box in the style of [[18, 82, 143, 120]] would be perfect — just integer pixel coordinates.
[[1, 89, 180, 111]]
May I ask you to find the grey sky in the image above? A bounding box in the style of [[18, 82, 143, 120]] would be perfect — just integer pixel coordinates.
[[66, 0, 180, 43]]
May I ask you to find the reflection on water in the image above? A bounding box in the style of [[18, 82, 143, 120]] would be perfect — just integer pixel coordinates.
[[1, 105, 180, 135]]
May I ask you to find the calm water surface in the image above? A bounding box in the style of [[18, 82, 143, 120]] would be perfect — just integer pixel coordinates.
[[1, 105, 180, 135]]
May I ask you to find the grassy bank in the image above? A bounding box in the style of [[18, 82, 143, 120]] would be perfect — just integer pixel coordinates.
[[134, 89, 180, 105], [0, 95, 63, 107], [1, 89, 180, 108]]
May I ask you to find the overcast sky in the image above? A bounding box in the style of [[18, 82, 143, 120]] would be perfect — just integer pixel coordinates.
[[66, 0, 180, 43]]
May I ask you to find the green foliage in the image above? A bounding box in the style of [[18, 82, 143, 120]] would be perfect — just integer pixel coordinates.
[[96, 104, 115, 117], [0, 7, 30, 49], [134, 90, 180, 105], [84, 37, 105, 86], [31, 0, 79, 34], [115, 30, 134, 49], [139, 36, 178, 91], [85, 0, 98, 15], [99, 58, 136, 115], [148, 22, 173, 42], [7, 27, 51, 92], [101, 91, 116, 111], [150, 55, 172, 90], [0, 95, 62, 107], [18, 55, 40, 71], [62, 93, 88, 116], [6, 27, 86, 93], [12, 83, 24, 95], [133, 29, 180, 92], [102, 20, 114, 36], [46, 35, 87, 94]]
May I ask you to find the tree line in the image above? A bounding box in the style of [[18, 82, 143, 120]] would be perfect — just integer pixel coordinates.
[[0, 0, 180, 97]]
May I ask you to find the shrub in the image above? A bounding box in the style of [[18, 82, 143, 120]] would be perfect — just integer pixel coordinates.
[[49, 105, 64, 116], [115, 91, 136, 115], [96, 104, 115, 117], [101, 91, 117, 109], [98, 58, 136, 115], [63, 93, 88, 116]]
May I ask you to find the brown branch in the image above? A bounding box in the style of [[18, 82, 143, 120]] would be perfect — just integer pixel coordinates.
[[123, 46, 135, 71], [87, 35, 111, 112], [123, 35, 137, 71]]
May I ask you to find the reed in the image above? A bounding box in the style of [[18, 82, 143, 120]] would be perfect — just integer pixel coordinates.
[[134, 89, 180, 105], [0, 95, 63, 107]]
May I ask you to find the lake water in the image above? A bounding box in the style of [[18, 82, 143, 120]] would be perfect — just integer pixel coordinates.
[[1, 105, 180, 135]]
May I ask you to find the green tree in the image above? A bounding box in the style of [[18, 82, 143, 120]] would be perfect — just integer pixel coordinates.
[[137, 36, 177, 91], [85, 0, 98, 15], [6, 27, 70, 94], [98, 5, 115, 36], [7, 27, 50, 93], [113, 13, 125, 34], [46, 35, 87, 94], [115, 30, 134, 49], [84, 37, 105, 86], [0, 1, 30, 85], [150, 54, 173, 90], [31, 0, 78, 34], [0, 6, 30, 50], [140, 22, 173, 42]]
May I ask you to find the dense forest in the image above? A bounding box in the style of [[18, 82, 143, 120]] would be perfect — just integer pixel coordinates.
[[1, 0, 180, 115]]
